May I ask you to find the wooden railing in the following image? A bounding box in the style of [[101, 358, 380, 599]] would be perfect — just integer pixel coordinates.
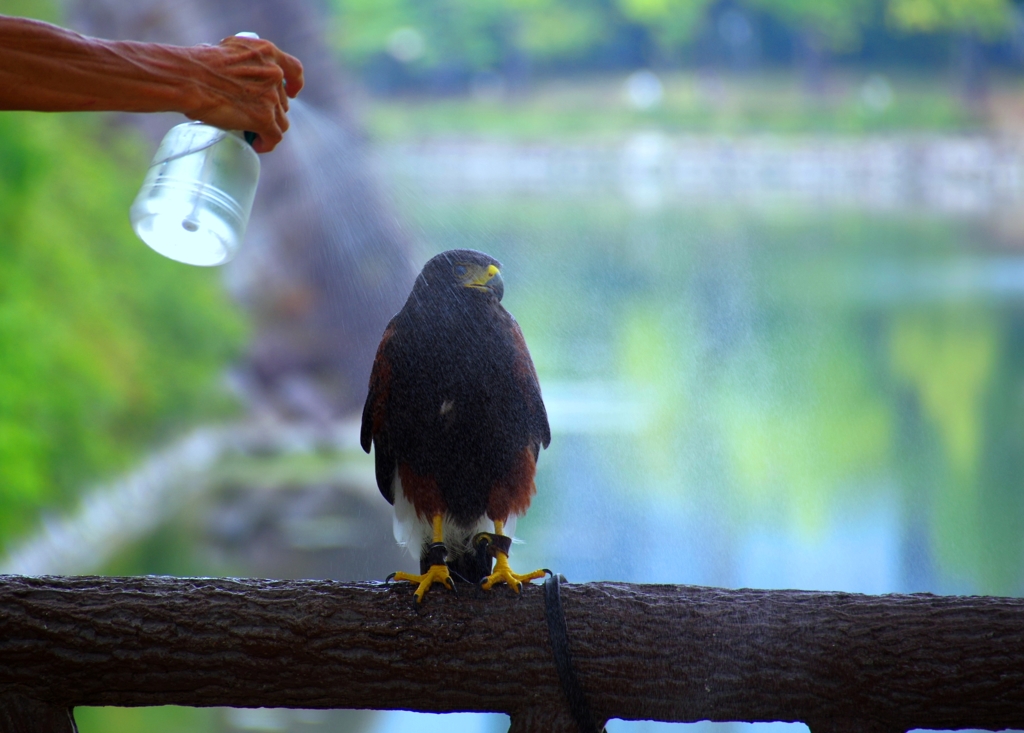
[[2, 575, 1024, 733]]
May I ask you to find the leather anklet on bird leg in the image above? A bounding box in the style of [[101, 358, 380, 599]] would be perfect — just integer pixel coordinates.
[[480, 520, 547, 592], [388, 515, 454, 603]]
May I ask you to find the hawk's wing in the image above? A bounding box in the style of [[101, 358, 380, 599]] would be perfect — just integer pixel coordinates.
[[360, 319, 398, 504], [509, 315, 551, 458]]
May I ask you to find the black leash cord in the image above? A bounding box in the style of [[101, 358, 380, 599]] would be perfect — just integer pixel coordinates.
[[544, 573, 605, 733]]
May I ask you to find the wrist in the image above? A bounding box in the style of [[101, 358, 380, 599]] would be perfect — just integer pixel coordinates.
[[170, 44, 219, 119], [99, 38, 207, 115]]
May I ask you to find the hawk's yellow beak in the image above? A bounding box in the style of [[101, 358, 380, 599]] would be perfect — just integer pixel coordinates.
[[466, 264, 503, 300]]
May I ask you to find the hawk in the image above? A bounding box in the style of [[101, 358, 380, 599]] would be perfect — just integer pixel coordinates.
[[360, 249, 550, 602]]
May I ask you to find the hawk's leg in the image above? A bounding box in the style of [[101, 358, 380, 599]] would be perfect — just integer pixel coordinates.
[[480, 520, 546, 593], [389, 515, 454, 603]]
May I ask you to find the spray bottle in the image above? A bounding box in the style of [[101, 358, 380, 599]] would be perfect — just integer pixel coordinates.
[[130, 32, 263, 267]]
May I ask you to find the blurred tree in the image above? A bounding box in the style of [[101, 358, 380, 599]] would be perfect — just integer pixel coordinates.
[[614, 0, 714, 62], [886, 0, 1015, 104], [888, 309, 997, 480], [330, 0, 616, 91], [517, 0, 611, 69], [888, 308, 1001, 589], [327, 0, 1023, 94], [887, 0, 1011, 38], [746, 0, 876, 93]]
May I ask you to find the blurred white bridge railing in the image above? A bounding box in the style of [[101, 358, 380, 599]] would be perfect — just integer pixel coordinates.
[[0, 420, 362, 576], [382, 134, 1024, 214]]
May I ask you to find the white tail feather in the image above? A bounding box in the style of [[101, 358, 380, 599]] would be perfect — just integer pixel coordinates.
[[391, 469, 518, 561]]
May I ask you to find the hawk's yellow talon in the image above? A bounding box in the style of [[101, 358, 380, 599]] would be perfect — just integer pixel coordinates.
[[481, 552, 545, 592], [391, 564, 454, 603]]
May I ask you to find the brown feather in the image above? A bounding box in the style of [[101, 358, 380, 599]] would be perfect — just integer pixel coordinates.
[[486, 447, 538, 522]]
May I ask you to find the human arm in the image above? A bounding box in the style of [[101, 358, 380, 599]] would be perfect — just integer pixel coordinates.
[[0, 15, 304, 152]]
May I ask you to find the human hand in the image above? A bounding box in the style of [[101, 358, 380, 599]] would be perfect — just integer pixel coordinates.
[[184, 35, 304, 153]]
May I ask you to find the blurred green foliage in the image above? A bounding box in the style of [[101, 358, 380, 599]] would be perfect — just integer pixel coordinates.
[[0, 0, 58, 23], [329, 0, 615, 72], [363, 71, 976, 140], [888, 0, 1014, 37], [75, 705, 218, 733], [889, 308, 998, 478], [328, 0, 1019, 86], [0, 111, 244, 550], [750, 0, 876, 50], [616, 0, 711, 51]]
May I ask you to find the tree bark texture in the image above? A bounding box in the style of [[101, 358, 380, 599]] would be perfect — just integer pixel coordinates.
[[0, 693, 77, 733], [2, 575, 1024, 732]]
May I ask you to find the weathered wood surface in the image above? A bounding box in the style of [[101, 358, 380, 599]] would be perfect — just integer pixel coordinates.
[[0, 693, 77, 733], [2, 575, 1024, 732]]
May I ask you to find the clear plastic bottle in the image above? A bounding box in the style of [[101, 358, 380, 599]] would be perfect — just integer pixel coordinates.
[[129, 122, 260, 266]]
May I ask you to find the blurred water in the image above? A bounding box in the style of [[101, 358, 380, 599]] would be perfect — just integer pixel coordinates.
[[369, 711, 508, 733], [339, 146, 1024, 728], [382, 136, 1024, 215]]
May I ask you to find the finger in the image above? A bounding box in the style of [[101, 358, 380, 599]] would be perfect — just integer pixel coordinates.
[[276, 52, 304, 97], [252, 119, 283, 153], [263, 127, 283, 153], [277, 80, 289, 113], [275, 101, 289, 135], [252, 134, 273, 154], [218, 34, 266, 62], [221, 36, 303, 97]]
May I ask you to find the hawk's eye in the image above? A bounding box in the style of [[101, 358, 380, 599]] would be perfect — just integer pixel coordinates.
[[453, 264, 469, 278]]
